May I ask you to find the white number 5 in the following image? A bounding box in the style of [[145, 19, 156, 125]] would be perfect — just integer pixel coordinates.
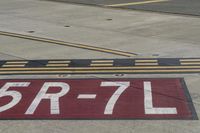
[[101, 81, 130, 115], [0, 82, 30, 112]]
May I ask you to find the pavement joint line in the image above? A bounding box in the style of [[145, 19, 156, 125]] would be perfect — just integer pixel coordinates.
[[105, 0, 169, 7], [0, 31, 137, 57]]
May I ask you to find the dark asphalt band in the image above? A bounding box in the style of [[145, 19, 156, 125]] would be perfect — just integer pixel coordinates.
[[0, 58, 200, 74], [0, 58, 199, 67]]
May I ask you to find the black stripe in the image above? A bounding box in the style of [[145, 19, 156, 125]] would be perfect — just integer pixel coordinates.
[[158, 58, 180, 66], [25, 60, 48, 67], [69, 59, 91, 67], [114, 59, 134, 66], [0, 61, 6, 67]]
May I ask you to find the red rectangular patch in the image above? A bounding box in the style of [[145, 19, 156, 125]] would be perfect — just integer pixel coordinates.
[[0, 78, 197, 119]]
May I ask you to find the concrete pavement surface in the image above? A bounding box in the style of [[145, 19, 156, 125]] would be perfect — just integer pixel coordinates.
[[0, 0, 200, 133], [50, 0, 200, 16]]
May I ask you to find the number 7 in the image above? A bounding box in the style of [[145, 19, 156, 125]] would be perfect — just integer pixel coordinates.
[[101, 81, 130, 115]]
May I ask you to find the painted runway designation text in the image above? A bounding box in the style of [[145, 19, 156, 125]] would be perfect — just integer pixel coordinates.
[[0, 78, 197, 119]]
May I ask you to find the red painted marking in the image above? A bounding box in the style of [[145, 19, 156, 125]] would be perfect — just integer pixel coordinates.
[[0, 78, 196, 119]]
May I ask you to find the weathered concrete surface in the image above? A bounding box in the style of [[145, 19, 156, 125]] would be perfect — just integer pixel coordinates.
[[49, 0, 200, 16], [0, 0, 200, 133]]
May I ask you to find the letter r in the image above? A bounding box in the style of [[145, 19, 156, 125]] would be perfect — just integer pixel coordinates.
[[25, 82, 69, 115]]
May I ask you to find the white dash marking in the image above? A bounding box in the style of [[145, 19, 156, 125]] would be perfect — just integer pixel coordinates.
[[77, 94, 96, 99]]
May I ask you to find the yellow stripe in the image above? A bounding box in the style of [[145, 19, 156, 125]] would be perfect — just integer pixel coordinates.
[[180, 59, 200, 62], [91, 60, 114, 63], [135, 60, 157, 63], [0, 31, 136, 57], [48, 61, 71, 63], [181, 62, 200, 65], [90, 64, 113, 67], [0, 69, 200, 74], [1, 65, 200, 71], [106, 0, 169, 7], [6, 61, 28, 64], [46, 64, 69, 67], [2, 64, 25, 67], [135, 63, 158, 66]]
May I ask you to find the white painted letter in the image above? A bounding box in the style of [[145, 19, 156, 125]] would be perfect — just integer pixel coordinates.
[[0, 82, 30, 112], [144, 81, 177, 114], [25, 82, 69, 115], [101, 81, 130, 115]]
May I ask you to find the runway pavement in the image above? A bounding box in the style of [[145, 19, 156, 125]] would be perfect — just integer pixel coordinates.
[[50, 0, 200, 16], [0, 0, 200, 133]]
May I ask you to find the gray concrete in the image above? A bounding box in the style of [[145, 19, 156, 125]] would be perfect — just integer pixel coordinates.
[[49, 0, 200, 16], [0, 0, 200, 133]]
